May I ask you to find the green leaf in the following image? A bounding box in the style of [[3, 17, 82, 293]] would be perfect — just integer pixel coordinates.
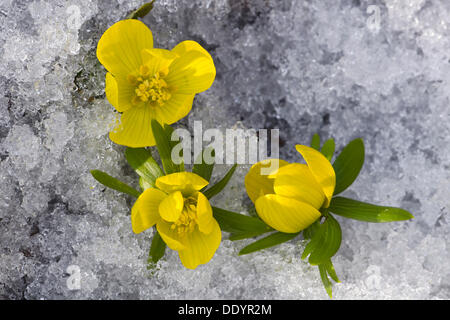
[[332, 138, 365, 195], [239, 232, 299, 255], [127, 0, 155, 19], [301, 220, 320, 259], [321, 138, 335, 161], [151, 120, 178, 175], [317, 259, 339, 298], [139, 177, 153, 191], [302, 214, 342, 265], [148, 228, 166, 265], [329, 196, 414, 222], [90, 170, 141, 198], [203, 164, 237, 199], [319, 264, 333, 298], [302, 220, 320, 240], [125, 147, 163, 188], [164, 124, 184, 172], [193, 148, 215, 182], [323, 259, 340, 283], [302, 219, 323, 259], [310, 133, 321, 150], [212, 206, 272, 234], [228, 230, 271, 241]]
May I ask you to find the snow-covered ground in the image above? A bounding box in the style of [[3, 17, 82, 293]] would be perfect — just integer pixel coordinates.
[[0, 0, 449, 299]]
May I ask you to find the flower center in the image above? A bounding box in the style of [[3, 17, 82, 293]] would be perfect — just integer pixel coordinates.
[[128, 65, 172, 106], [170, 196, 198, 236]]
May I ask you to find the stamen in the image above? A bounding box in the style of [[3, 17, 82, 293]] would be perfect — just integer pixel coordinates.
[[129, 66, 172, 106], [170, 196, 199, 236], [140, 65, 150, 77]]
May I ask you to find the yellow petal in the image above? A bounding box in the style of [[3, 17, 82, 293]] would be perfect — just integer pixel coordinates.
[[244, 159, 289, 203], [158, 191, 184, 222], [273, 163, 326, 209], [105, 72, 120, 111], [111, 75, 138, 113], [152, 93, 195, 125], [295, 145, 336, 208], [131, 188, 166, 234], [141, 48, 177, 76], [178, 221, 221, 269], [109, 105, 156, 147], [255, 194, 321, 233], [155, 172, 208, 195], [165, 41, 216, 94], [97, 19, 153, 76], [171, 40, 212, 58], [156, 220, 187, 251], [196, 192, 214, 234]]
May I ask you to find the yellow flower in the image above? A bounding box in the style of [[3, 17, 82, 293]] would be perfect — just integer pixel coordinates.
[[97, 19, 216, 147], [131, 172, 222, 269], [245, 145, 336, 233]]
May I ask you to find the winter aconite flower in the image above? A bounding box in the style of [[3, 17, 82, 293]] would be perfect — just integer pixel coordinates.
[[97, 19, 216, 147], [245, 145, 336, 233], [131, 172, 221, 269]]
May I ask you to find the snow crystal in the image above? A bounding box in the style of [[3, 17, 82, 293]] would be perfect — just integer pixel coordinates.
[[0, 0, 449, 299]]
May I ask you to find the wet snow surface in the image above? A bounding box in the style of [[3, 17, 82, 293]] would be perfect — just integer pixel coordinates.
[[0, 0, 449, 299]]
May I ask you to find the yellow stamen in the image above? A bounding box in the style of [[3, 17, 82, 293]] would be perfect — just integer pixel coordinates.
[[128, 67, 172, 106], [140, 65, 150, 77], [170, 196, 198, 236]]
